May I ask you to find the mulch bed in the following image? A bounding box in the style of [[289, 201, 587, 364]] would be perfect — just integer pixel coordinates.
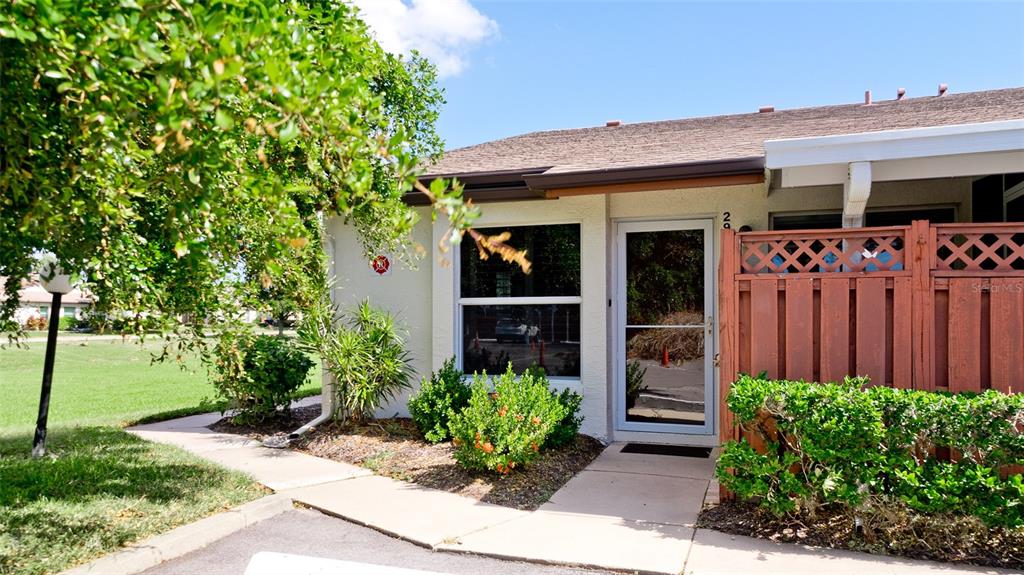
[[698, 500, 1024, 570], [210, 405, 605, 511]]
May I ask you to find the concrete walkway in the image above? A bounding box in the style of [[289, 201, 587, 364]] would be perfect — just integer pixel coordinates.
[[128, 413, 1015, 575]]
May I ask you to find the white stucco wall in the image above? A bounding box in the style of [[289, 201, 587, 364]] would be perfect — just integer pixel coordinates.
[[326, 175, 973, 442], [326, 207, 433, 418], [431, 194, 611, 440]]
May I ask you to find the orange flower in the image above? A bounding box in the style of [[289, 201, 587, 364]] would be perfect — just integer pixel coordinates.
[[482, 442, 494, 453], [514, 414, 524, 421], [475, 432, 482, 441], [498, 406, 508, 417], [496, 463, 506, 473], [531, 442, 539, 452], [531, 416, 542, 425]]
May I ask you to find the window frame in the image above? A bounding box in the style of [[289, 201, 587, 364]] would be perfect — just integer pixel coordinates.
[[454, 221, 584, 383]]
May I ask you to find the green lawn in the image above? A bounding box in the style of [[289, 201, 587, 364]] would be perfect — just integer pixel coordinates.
[[0, 427, 267, 575], [0, 339, 321, 433]]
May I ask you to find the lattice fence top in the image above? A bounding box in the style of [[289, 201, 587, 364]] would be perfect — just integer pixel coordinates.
[[935, 227, 1024, 272], [739, 231, 907, 274]]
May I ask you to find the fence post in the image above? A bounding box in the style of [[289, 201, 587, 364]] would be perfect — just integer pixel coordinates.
[[718, 228, 740, 500], [910, 220, 935, 391]]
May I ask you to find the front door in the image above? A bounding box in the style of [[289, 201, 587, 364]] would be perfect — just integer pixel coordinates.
[[614, 219, 715, 437]]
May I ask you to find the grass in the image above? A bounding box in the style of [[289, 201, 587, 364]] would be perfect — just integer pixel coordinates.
[[0, 337, 319, 574], [0, 339, 321, 433], [0, 427, 267, 575]]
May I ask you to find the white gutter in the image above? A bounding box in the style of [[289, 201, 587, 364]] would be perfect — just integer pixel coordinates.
[[765, 119, 1024, 169]]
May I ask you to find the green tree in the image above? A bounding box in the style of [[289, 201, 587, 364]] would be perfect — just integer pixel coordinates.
[[0, 0, 495, 343]]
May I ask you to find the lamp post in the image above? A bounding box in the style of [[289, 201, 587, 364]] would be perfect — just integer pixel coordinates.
[[32, 263, 73, 458]]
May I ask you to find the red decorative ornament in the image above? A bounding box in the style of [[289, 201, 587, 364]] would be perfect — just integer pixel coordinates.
[[371, 255, 390, 275]]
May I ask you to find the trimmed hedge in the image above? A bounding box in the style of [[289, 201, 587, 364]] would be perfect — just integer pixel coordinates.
[[718, 375, 1024, 527]]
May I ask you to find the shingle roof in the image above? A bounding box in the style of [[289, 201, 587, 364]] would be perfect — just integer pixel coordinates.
[[429, 87, 1024, 177]]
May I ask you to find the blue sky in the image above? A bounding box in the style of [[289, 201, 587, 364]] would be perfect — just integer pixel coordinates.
[[430, 1, 1024, 150]]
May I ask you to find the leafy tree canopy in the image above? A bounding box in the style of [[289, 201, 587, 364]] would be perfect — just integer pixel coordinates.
[[0, 0, 483, 341]]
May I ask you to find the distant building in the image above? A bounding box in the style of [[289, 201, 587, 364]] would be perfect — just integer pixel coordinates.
[[3, 279, 94, 325]]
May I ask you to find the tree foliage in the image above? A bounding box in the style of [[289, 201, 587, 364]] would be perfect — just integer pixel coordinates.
[[0, 0, 479, 341]]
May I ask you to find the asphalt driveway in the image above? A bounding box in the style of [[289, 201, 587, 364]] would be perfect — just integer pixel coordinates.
[[142, 508, 610, 575]]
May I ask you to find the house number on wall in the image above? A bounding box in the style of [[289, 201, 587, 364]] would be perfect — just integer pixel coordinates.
[[722, 211, 731, 229]]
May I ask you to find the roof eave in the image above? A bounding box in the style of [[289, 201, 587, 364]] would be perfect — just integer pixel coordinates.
[[522, 156, 766, 189], [404, 157, 767, 204]]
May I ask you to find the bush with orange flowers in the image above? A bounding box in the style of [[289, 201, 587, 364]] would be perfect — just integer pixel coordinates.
[[448, 363, 568, 473]]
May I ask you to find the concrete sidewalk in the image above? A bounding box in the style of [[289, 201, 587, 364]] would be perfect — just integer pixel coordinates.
[[129, 413, 1015, 575]]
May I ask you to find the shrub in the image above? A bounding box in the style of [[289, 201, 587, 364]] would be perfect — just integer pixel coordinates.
[[408, 357, 470, 443], [211, 334, 314, 422], [300, 299, 413, 421], [57, 316, 76, 331], [717, 375, 1024, 527], [519, 363, 584, 449], [546, 388, 583, 449], [22, 316, 47, 331], [449, 364, 568, 474]]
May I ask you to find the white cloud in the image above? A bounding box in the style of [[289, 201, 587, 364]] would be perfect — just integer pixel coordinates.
[[351, 0, 497, 77]]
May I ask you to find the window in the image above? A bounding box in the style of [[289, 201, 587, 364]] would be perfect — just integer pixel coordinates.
[[459, 223, 581, 378], [63, 307, 76, 318], [771, 207, 956, 230]]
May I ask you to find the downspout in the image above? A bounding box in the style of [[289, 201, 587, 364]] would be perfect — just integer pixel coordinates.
[[265, 225, 338, 447], [841, 161, 872, 272], [287, 370, 336, 441], [842, 161, 872, 228]]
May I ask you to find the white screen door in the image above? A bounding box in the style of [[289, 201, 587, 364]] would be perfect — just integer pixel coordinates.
[[615, 219, 715, 436]]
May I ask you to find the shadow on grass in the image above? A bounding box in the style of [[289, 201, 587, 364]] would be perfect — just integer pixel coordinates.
[[0, 427, 254, 505], [0, 426, 264, 575], [125, 386, 322, 427]]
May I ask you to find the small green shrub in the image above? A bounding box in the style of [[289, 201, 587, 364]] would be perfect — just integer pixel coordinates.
[[718, 375, 1024, 527], [211, 334, 314, 422], [516, 363, 584, 449], [408, 357, 470, 443], [300, 299, 413, 421], [546, 388, 583, 448], [57, 316, 76, 331], [449, 364, 568, 474]]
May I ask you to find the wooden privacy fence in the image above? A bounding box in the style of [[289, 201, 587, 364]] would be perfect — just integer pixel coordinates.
[[718, 220, 1024, 443]]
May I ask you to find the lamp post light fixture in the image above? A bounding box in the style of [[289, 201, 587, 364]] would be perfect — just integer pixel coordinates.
[[32, 261, 74, 458]]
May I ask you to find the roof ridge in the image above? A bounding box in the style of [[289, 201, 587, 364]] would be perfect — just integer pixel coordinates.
[[444, 86, 1024, 153], [432, 86, 1024, 176]]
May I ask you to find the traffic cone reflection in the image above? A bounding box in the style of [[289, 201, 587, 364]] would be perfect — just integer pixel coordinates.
[[661, 348, 670, 368]]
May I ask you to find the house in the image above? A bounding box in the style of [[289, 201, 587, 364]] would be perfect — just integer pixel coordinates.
[[8, 279, 93, 326], [326, 86, 1024, 446]]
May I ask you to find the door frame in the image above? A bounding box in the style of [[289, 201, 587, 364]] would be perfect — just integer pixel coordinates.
[[612, 218, 717, 437]]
